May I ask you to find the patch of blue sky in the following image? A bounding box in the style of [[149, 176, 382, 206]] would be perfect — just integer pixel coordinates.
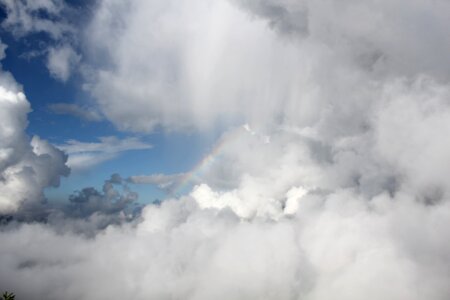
[[46, 131, 217, 204], [0, 20, 220, 204]]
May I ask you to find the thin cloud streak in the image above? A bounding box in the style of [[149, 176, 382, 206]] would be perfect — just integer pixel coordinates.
[[57, 136, 152, 171], [48, 103, 103, 122]]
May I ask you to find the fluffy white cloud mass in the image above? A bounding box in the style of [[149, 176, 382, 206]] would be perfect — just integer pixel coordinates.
[[0, 41, 69, 214], [2, 0, 450, 299], [85, 0, 450, 132]]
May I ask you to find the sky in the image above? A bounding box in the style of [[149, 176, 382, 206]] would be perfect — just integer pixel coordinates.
[[2, 0, 450, 299], [0, 1, 221, 203]]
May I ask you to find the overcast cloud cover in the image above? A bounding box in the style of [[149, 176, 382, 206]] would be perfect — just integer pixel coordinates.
[[2, 0, 450, 299]]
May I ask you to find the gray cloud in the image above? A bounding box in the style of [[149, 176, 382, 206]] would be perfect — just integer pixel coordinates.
[[233, 0, 309, 35], [2, 173, 142, 236], [127, 172, 188, 193]]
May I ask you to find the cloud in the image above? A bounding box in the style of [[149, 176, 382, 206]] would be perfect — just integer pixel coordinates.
[[0, 0, 83, 81], [56, 136, 152, 171], [80, 0, 450, 133], [46, 45, 81, 81], [0, 39, 69, 214], [2, 192, 450, 300], [84, 0, 303, 132], [52, 173, 141, 234], [48, 103, 102, 122], [0, 0, 72, 39], [127, 172, 187, 193], [67, 173, 138, 218], [3, 0, 450, 299], [4, 173, 143, 236]]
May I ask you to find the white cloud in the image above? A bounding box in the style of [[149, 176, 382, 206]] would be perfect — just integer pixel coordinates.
[[83, 0, 450, 132], [2, 192, 450, 300], [0, 40, 69, 214], [46, 45, 81, 82], [2, 1, 450, 299], [85, 0, 305, 132], [0, 0, 71, 39], [57, 136, 152, 171]]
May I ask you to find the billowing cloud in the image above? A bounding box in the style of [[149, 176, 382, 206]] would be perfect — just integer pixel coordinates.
[[2, 192, 450, 300], [2, 0, 450, 299], [0, 40, 69, 214], [83, 0, 450, 133], [65, 173, 138, 218], [3, 173, 142, 238], [85, 0, 306, 132]]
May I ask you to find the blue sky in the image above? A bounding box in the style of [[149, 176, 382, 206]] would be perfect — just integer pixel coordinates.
[[0, 6, 220, 203]]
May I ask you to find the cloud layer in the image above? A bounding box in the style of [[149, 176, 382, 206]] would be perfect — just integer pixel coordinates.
[[2, 0, 450, 299]]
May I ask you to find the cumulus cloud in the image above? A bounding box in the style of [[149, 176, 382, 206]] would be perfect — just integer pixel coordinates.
[[0, 39, 69, 214], [57, 136, 152, 171], [48, 103, 102, 122], [66, 173, 138, 219], [47, 173, 141, 234], [2, 173, 142, 238], [2, 0, 450, 299]]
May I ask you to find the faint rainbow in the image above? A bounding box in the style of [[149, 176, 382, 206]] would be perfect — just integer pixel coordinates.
[[172, 127, 243, 195]]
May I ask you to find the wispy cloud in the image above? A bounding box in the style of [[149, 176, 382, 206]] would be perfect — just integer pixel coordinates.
[[57, 136, 152, 171], [48, 103, 103, 122], [127, 173, 187, 193]]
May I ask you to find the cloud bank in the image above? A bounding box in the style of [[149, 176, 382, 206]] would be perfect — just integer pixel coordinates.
[[2, 0, 450, 299]]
